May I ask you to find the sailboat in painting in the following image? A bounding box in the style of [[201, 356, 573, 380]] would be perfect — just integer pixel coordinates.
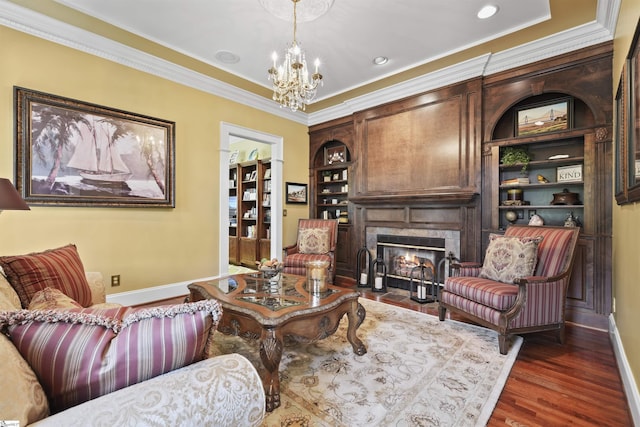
[[67, 117, 132, 183]]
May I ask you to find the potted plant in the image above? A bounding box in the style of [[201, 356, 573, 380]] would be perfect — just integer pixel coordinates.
[[500, 146, 531, 175]]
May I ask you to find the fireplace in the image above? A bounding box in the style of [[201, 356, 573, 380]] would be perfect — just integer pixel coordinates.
[[365, 227, 460, 292], [376, 234, 445, 290]]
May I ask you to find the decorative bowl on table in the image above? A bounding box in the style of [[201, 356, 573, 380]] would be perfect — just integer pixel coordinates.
[[256, 259, 283, 280]]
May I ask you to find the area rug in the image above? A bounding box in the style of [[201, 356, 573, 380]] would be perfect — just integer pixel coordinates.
[[228, 264, 257, 275], [208, 298, 522, 427]]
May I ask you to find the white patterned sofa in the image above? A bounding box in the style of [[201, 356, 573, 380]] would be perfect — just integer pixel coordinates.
[[0, 245, 265, 426]]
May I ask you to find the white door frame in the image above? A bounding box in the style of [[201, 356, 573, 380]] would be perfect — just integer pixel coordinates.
[[219, 122, 283, 275]]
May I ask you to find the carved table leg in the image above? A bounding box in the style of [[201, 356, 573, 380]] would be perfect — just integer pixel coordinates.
[[346, 300, 367, 355], [259, 327, 283, 412]]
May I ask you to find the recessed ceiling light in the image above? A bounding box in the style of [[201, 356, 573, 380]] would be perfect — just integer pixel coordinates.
[[215, 50, 240, 64], [477, 5, 499, 19], [373, 56, 388, 65]]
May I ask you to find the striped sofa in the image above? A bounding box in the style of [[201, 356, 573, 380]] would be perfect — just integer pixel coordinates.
[[0, 248, 265, 426], [438, 225, 580, 355]]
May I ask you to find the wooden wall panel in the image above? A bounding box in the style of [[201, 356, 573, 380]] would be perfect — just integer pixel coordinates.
[[409, 207, 461, 225], [365, 208, 406, 223], [363, 98, 462, 193]]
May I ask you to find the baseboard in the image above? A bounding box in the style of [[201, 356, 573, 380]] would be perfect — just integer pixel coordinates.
[[609, 314, 640, 425], [105, 275, 221, 306]]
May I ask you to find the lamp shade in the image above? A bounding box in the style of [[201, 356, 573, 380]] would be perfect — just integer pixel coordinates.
[[0, 178, 30, 210]]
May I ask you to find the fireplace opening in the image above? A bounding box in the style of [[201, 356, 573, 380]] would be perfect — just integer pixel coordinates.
[[376, 234, 446, 291]]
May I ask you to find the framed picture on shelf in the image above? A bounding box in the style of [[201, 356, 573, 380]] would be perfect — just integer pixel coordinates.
[[557, 164, 583, 183], [286, 182, 308, 204], [249, 170, 257, 181], [515, 97, 572, 136], [229, 150, 239, 164], [14, 86, 175, 207], [324, 145, 347, 165]]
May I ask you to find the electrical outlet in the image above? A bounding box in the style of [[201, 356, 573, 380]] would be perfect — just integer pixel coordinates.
[[111, 275, 121, 287], [283, 209, 287, 216]]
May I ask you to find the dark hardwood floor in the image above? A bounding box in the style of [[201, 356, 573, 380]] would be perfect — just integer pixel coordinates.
[[146, 286, 633, 426]]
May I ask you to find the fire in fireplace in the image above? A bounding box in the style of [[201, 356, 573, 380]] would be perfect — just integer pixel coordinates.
[[376, 234, 446, 291]]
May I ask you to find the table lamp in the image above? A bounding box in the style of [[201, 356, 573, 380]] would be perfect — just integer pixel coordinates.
[[0, 178, 30, 212]]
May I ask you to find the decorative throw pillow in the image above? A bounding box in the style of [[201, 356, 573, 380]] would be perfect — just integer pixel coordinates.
[[298, 228, 330, 254], [0, 299, 222, 414], [0, 244, 93, 308], [479, 234, 543, 284], [28, 287, 83, 311], [0, 334, 50, 425], [0, 271, 21, 311]]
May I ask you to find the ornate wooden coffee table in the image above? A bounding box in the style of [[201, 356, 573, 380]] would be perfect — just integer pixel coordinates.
[[188, 273, 367, 412]]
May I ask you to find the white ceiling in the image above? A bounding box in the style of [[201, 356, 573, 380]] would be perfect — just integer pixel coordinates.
[[54, 0, 552, 102]]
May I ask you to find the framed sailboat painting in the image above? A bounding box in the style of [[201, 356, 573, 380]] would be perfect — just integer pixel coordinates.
[[14, 87, 175, 207]]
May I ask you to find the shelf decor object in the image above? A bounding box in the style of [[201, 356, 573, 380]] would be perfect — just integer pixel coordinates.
[[515, 97, 572, 137], [556, 164, 583, 183], [500, 146, 531, 175], [325, 145, 346, 165]]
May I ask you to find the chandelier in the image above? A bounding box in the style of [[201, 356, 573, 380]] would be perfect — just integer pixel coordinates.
[[267, 0, 323, 112]]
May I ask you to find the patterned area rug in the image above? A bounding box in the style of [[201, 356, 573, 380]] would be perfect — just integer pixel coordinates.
[[228, 264, 257, 275], [209, 298, 522, 427]]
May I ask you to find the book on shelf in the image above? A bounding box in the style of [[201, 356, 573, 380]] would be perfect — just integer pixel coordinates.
[[501, 177, 529, 186]]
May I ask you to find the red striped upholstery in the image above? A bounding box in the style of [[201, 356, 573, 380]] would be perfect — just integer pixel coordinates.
[[0, 245, 93, 308], [444, 276, 518, 311], [439, 225, 580, 354], [504, 225, 575, 277], [454, 262, 483, 277], [0, 300, 222, 413], [283, 219, 338, 283]]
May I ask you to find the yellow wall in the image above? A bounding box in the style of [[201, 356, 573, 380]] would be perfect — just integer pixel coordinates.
[[0, 25, 310, 293], [612, 0, 640, 391]]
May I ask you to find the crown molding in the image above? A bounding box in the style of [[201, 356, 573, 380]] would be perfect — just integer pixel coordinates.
[[307, 54, 492, 125], [0, 0, 617, 128], [0, 0, 308, 125], [309, 18, 615, 126], [482, 20, 613, 77]]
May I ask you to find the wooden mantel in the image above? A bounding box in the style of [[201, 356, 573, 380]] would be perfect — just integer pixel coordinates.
[[350, 191, 478, 206]]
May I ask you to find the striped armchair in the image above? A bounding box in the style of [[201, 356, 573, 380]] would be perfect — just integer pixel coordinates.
[[282, 219, 339, 284], [438, 225, 580, 354]]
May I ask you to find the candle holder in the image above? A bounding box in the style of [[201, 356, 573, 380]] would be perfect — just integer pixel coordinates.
[[409, 264, 435, 304], [306, 260, 330, 294], [355, 246, 373, 288], [371, 257, 387, 293]]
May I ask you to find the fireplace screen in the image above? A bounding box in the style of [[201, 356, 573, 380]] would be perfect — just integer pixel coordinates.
[[376, 234, 446, 290]]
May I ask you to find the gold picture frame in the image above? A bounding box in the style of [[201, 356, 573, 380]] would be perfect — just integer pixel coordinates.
[[14, 87, 175, 207]]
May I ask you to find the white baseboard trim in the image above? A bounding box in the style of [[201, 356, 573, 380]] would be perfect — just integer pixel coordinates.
[[609, 314, 640, 425], [105, 275, 221, 307]]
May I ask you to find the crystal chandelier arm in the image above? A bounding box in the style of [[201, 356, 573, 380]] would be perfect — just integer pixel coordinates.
[[266, 0, 323, 112]]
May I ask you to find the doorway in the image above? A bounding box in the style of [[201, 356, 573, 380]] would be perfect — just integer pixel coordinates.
[[219, 122, 283, 276]]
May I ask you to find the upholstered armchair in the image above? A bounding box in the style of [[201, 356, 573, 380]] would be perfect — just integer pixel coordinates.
[[438, 225, 580, 354], [283, 219, 339, 284]]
